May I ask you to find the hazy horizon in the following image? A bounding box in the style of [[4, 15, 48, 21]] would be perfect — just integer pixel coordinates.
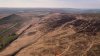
[[0, 0, 100, 9]]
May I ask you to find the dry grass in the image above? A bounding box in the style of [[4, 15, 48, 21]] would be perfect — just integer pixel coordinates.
[[0, 13, 100, 56]]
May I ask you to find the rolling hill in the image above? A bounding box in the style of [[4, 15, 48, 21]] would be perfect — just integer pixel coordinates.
[[0, 13, 100, 56]]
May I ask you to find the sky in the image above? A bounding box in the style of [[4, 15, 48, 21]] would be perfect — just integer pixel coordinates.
[[0, 0, 100, 9]]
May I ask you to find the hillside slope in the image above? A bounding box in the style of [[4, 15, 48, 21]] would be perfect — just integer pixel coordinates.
[[0, 13, 100, 56]]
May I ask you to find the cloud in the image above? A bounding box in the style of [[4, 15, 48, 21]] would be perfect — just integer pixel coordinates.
[[0, 0, 67, 8], [0, 0, 100, 9]]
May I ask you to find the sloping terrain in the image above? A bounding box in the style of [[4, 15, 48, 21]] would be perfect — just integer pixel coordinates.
[[0, 14, 25, 25], [0, 14, 33, 50], [0, 13, 100, 56], [0, 14, 24, 31]]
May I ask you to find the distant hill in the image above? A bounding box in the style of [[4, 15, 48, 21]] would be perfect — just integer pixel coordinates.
[[0, 8, 100, 14]]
